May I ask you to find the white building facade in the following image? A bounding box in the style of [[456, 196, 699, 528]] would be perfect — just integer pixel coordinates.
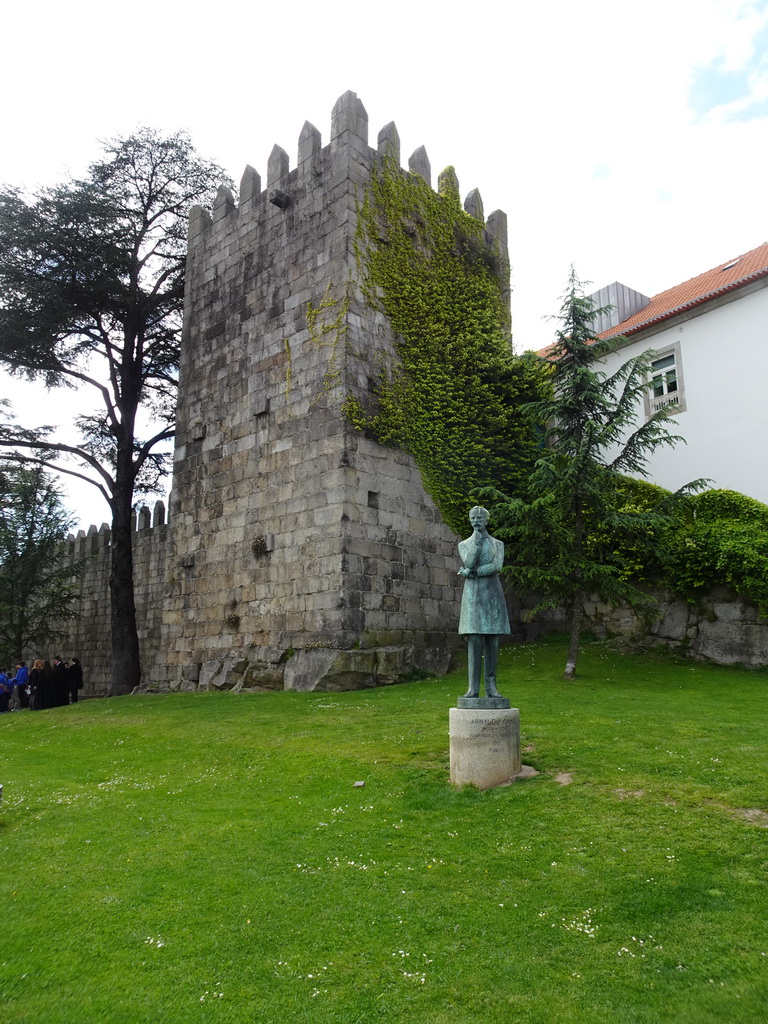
[[593, 244, 768, 504]]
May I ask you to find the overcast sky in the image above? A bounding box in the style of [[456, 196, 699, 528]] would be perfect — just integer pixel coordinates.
[[2, 0, 767, 527]]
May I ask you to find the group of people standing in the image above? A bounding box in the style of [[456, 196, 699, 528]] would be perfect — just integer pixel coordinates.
[[0, 657, 84, 712]]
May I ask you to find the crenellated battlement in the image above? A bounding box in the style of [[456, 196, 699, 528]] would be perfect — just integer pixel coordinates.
[[186, 90, 507, 259], [60, 499, 170, 694], [65, 500, 168, 557]]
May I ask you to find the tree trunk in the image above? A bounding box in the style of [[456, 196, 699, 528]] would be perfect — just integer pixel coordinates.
[[108, 449, 141, 696], [564, 601, 582, 679], [564, 499, 584, 680]]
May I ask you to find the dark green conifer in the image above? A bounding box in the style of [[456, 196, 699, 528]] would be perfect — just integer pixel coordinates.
[[483, 268, 695, 678]]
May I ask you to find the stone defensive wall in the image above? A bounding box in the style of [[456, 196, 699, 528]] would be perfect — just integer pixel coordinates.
[[157, 91, 496, 695], [62, 502, 169, 696], [61, 91, 512, 695]]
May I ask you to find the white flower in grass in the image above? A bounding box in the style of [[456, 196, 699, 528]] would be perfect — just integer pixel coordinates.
[[561, 909, 598, 937]]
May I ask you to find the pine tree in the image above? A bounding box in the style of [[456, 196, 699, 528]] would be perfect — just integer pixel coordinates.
[[481, 268, 695, 678], [0, 466, 80, 664]]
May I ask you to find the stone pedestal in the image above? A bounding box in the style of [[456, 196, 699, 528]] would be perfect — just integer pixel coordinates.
[[449, 707, 521, 790]]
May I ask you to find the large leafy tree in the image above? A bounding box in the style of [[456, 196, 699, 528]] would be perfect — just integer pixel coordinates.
[[0, 465, 80, 665], [481, 269, 698, 679], [0, 130, 227, 694]]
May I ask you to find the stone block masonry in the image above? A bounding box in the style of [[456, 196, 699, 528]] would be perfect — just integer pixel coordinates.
[[58, 91, 512, 694], [60, 505, 169, 695]]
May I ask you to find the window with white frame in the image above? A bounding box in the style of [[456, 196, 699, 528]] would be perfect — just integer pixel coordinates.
[[644, 341, 686, 417]]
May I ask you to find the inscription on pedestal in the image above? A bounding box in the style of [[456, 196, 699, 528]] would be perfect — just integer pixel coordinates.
[[449, 707, 521, 790]]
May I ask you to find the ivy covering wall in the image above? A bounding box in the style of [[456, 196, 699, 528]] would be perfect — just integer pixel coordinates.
[[350, 158, 548, 535]]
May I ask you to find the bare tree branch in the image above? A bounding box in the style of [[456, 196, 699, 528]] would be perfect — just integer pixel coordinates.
[[0, 452, 112, 505], [0, 437, 115, 490]]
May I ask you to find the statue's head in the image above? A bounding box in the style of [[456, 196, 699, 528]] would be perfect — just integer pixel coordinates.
[[468, 506, 490, 527]]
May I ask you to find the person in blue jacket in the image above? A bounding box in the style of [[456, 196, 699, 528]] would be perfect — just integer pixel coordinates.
[[14, 662, 29, 709]]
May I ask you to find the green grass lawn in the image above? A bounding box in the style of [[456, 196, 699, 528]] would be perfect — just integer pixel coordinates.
[[1, 640, 767, 1023]]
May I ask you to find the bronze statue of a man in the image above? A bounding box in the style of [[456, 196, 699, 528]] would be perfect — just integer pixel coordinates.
[[457, 506, 510, 699]]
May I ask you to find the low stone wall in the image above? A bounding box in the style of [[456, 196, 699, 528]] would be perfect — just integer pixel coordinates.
[[517, 585, 768, 669]]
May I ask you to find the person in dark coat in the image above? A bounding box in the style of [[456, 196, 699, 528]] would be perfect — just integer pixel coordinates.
[[68, 658, 83, 703], [28, 659, 44, 710], [40, 660, 56, 709], [52, 656, 69, 707], [0, 669, 10, 712]]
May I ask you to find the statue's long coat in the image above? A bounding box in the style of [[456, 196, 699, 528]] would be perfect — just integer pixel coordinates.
[[457, 533, 511, 635]]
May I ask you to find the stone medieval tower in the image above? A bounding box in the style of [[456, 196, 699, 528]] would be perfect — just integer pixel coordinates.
[[152, 91, 509, 693]]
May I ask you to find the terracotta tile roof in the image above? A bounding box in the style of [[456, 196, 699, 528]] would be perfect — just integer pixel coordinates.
[[600, 240, 768, 339]]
